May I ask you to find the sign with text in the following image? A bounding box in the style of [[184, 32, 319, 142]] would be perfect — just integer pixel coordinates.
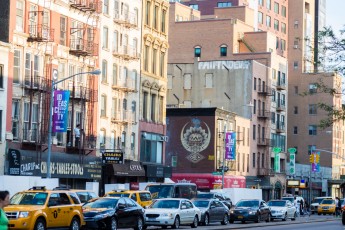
[[102, 152, 124, 164], [288, 148, 296, 175], [53, 90, 70, 132], [225, 132, 236, 160], [273, 147, 281, 173], [8, 149, 20, 175]]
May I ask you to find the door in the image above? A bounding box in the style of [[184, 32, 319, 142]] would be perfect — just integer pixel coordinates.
[[47, 193, 64, 227], [116, 198, 129, 227], [185, 200, 195, 224], [125, 198, 140, 227], [208, 201, 218, 221], [179, 200, 190, 224], [58, 193, 74, 227]]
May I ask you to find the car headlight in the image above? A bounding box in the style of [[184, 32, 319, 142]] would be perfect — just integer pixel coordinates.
[[18, 212, 29, 218], [94, 212, 112, 220], [230, 210, 234, 214], [161, 213, 173, 218], [249, 211, 256, 215]]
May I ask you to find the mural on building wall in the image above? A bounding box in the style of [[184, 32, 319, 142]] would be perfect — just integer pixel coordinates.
[[166, 116, 215, 173]]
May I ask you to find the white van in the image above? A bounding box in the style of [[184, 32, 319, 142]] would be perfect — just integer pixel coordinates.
[[310, 196, 332, 214]]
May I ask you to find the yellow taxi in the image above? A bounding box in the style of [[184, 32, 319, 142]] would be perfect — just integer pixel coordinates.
[[104, 190, 152, 207], [317, 198, 336, 215], [4, 186, 84, 230]]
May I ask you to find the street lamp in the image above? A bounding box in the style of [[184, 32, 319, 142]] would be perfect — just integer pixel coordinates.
[[46, 69, 101, 178]]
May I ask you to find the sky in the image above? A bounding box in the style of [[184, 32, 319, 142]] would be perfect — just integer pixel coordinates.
[[326, 0, 344, 32]]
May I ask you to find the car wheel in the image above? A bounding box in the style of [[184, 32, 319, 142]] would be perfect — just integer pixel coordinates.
[[292, 212, 297, 221], [191, 215, 198, 228], [282, 213, 287, 221], [69, 217, 80, 230], [134, 217, 143, 230], [221, 214, 229, 225], [266, 214, 271, 222], [318, 213, 321, 215], [34, 218, 46, 230], [311, 211, 315, 214], [204, 214, 209, 226], [241, 220, 245, 224], [229, 219, 234, 224], [255, 214, 261, 223], [108, 217, 117, 230], [172, 216, 180, 229]]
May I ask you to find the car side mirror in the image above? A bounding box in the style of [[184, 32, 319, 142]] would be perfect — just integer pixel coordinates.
[[118, 203, 126, 209], [210, 205, 216, 209]]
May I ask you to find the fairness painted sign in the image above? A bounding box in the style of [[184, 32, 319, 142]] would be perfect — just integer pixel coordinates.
[[53, 90, 70, 132], [225, 132, 236, 160], [198, 60, 251, 70]]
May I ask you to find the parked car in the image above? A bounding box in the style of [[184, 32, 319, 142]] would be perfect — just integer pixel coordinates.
[[317, 199, 335, 215], [192, 198, 229, 226], [311, 197, 332, 214], [104, 190, 152, 208], [229, 199, 271, 223], [82, 197, 144, 230], [145, 183, 197, 200], [144, 198, 201, 229], [267, 200, 297, 221], [196, 192, 232, 209]]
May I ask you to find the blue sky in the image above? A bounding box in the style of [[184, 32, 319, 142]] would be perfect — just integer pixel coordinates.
[[326, 0, 344, 32]]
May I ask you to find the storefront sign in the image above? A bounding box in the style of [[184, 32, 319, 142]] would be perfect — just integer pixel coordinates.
[[102, 152, 123, 164], [287, 180, 300, 187], [7, 149, 101, 179], [53, 90, 70, 132], [8, 149, 20, 175], [273, 147, 281, 173], [288, 148, 296, 175], [111, 161, 145, 177], [225, 132, 236, 160]]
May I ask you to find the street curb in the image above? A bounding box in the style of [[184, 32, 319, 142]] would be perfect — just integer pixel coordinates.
[[217, 217, 338, 229]]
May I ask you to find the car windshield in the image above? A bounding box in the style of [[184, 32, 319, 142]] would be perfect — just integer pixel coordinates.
[[236, 200, 259, 208], [197, 193, 214, 199], [83, 198, 118, 209], [312, 198, 325, 204], [267, 201, 286, 207], [146, 185, 174, 199], [150, 200, 180, 209], [105, 193, 130, 198], [10, 192, 48, 205], [282, 197, 294, 202], [321, 199, 334, 205], [193, 200, 209, 208]]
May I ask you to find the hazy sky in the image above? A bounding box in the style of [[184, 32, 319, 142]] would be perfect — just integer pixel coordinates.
[[326, 0, 344, 32]]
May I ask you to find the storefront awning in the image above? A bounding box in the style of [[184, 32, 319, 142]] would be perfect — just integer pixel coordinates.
[[111, 161, 145, 177], [171, 173, 246, 190]]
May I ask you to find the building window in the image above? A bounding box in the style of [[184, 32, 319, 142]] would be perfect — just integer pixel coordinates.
[[217, 2, 232, 7], [153, 5, 158, 30], [271, 112, 276, 123], [308, 145, 316, 155], [261, 153, 265, 168], [194, 47, 201, 57], [281, 23, 286, 34], [253, 99, 256, 114], [205, 73, 213, 88], [281, 39, 286, 50], [253, 125, 256, 140], [131, 133, 135, 151], [309, 83, 317, 94], [151, 94, 157, 122], [145, 1, 150, 25], [259, 0, 263, 6], [309, 104, 317, 114], [293, 106, 298, 114], [103, 27, 108, 49], [220, 45, 227, 56], [161, 10, 166, 33], [100, 130, 105, 147], [293, 126, 298, 134], [103, 0, 109, 14], [293, 61, 298, 69], [189, 4, 198, 10], [253, 153, 256, 168], [281, 5, 286, 17], [140, 132, 163, 164], [144, 46, 149, 71], [111, 98, 117, 118], [143, 92, 148, 120], [0, 65, 3, 89], [272, 89, 276, 101], [112, 64, 117, 86], [184, 74, 192, 89], [274, 2, 279, 14], [309, 125, 317, 135], [274, 19, 279, 31], [266, 0, 271, 10], [132, 100, 137, 122], [101, 95, 107, 117], [258, 12, 263, 24], [152, 49, 157, 74], [266, 16, 271, 27], [160, 51, 165, 77], [60, 17, 66, 46], [158, 96, 164, 122], [102, 60, 107, 83], [12, 100, 20, 140], [294, 86, 298, 94], [13, 50, 21, 84], [121, 131, 126, 149], [16, 1, 24, 31]]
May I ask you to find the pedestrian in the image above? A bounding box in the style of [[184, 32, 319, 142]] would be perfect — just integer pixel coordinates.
[[300, 199, 304, 215], [74, 124, 81, 148], [0, 190, 10, 230], [336, 197, 341, 217], [294, 197, 300, 216]]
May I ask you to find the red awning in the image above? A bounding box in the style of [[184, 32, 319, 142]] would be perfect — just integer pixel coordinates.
[[171, 173, 246, 190]]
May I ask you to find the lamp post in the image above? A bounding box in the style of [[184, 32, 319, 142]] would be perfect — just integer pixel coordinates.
[[222, 123, 226, 189], [46, 69, 101, 178]]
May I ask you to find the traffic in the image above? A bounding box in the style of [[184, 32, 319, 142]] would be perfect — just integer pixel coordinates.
[[2, 184, 344, 230]]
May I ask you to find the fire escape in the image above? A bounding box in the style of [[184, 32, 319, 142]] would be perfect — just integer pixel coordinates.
[[23, 3, 54, 152]]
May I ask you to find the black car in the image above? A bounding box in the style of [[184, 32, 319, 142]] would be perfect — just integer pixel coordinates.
[[82, 197, 144, 230], [192, 199, 229, 226], [197, 192, 232, 209], [229, 199, 271, 223]]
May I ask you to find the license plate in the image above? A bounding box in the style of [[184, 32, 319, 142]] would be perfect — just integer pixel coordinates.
[[238, 216, 243, 219]]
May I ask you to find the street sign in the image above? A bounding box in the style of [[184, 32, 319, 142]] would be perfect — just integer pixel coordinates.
[[212, 172, 222, 175], [273, 147, 281, 173]]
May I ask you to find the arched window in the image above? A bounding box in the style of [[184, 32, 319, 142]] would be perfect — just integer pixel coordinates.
[[121, 131, 126, 149], [194, 46, 201, 57], [220, 44, 227, 57]]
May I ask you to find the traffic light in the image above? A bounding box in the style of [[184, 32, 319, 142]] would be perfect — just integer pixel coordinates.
[[315, 154, 320, 163], [309, 154, 314, 163]]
